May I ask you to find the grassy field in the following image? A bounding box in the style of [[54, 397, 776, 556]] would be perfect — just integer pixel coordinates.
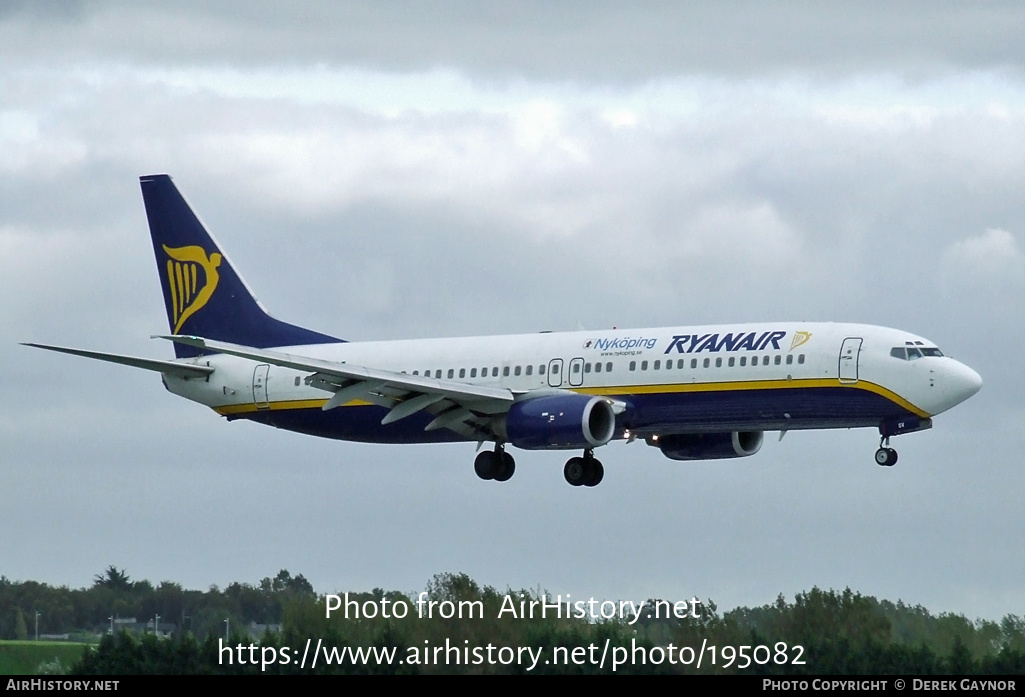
[[0, 641, 89, 676]]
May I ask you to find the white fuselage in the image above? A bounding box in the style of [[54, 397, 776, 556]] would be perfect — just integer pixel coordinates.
[[163, 321, 981, 446]]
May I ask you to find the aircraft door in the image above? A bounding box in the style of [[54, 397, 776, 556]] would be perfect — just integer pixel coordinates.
[[568, 357, 584, 387], [838, 338, 862, 384], [547, 359, 563, 388], [253, 364, 270, 409]]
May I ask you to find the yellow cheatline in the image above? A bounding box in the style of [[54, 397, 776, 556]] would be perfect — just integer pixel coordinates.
[[211, 380, 928, 419], [214, 397, 374, 415]]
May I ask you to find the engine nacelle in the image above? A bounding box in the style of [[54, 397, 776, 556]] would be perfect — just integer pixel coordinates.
[[502, 395, 616, 450], [652, 431, 764, 461]]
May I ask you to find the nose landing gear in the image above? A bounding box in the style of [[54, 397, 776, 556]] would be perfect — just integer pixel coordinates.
[[875, 436, 898, 467], [564, 450, 604, 487]]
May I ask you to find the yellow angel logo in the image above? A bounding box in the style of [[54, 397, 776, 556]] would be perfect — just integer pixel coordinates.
[[163, 245, 222, 333], [789, 331, 812, 352]]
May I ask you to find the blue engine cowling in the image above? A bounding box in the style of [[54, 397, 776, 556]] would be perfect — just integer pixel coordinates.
[[503, 394, 616, 450], [652, 431, 763, 460]]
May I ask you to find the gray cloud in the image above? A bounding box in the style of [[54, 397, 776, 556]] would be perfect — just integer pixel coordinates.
[[3, 2, 1025, 80], [2, 4, 1023, 621]]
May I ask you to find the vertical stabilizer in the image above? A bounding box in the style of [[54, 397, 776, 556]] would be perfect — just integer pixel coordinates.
[[140, 174, 341, 358]]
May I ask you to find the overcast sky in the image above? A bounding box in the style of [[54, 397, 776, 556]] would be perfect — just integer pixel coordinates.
[[2, 2, 1024, 623]]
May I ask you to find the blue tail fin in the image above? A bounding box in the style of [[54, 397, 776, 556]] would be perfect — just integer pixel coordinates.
[[140, 174, 341, 358]]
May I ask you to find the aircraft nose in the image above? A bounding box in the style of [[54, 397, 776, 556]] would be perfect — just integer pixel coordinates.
[[955, 361, 983, 398], [943, 360, 982, 408]]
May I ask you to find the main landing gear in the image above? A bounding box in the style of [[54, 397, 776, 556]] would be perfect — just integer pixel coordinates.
[[474, 445, 515, 482], [473, 446, 606, 486], [874, 436, 898, 467], [564, 450, 604, 487]]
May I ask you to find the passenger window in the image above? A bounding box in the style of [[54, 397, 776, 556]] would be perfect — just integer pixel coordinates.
[[295, 376, 301, 386], [691, 359, 697, 369], [774, 355, 781, 365], [551, 364, 559, 374], [584, 363, 591, 373], [594, 362, 602, 373], [492, 367, 499, 377], [447, 369, 454, 379], [654, 360, 661, 370], [715, 357, 722, 367], [539, 365, 545, 375], [435, 370, 442, 378], [786, 355, 793, 365], [703, 358, 710, 368], [641, 360, 648, 370], [459, 368, 465, 378], [503, 366, 510, 377], [629, 361, 636, 371], [526, 365, 533, 375], [740, 356, 746, 366], [798, 354, 805, 364], [763, 355, 770, 366], [728, 357, 735, 367], [470, 368, 477, 378], [678, 359, 685, 369], [515, 366, 522, 376], [605, 362, 612, 373], [571, 364, 579, 374]]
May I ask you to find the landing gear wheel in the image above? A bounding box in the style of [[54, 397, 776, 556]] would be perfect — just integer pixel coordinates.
[[476, 448, 515, 481], [585, 459, 604, 487], [874, 448, 898, 467], [494, 452, 516, 482], [564, 457, 586, 486], [474, 451, 496, 480]]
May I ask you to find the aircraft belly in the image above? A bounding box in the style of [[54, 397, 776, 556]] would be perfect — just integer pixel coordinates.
[[622, 384, 917, 433], [222, 381, 920, 446], [238, 404, 468, 444]]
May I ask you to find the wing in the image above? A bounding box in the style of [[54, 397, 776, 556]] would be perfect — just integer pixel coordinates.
[[156, 334, 514, 439]]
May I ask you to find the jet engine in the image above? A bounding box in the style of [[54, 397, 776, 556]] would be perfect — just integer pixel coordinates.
[[651, 431, 763, 460], [501, 394, 616, 450]]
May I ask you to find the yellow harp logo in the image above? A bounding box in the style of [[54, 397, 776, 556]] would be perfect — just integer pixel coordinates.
[[163, 245, 222, 333], [789, 331, 812, 352]]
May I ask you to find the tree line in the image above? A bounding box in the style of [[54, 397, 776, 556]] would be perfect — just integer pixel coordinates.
[[2, 569, 1023, 674]]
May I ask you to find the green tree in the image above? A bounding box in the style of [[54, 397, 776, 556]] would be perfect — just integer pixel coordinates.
[[93, 566, 132, 592], [14, 608, 28, 640]]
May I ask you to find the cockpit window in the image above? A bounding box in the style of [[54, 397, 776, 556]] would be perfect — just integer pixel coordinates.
[[891, 346, 943, 360]]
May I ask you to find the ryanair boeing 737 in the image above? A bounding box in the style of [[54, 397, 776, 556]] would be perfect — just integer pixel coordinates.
[[26, 175, 983, 487]]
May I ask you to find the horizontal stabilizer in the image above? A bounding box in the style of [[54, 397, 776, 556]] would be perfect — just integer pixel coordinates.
[[23, 343, 214, 378]]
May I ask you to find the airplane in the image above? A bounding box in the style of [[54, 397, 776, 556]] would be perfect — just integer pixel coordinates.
[[25, 174, 983, 487]]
